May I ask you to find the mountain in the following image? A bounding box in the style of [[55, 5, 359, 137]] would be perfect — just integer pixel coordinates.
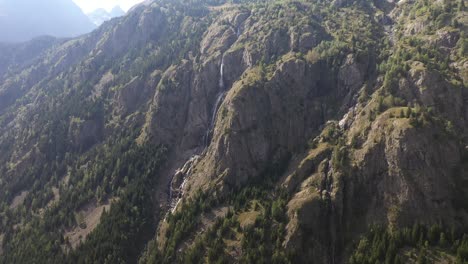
[[110, 6, 126, 17], [0, 0, 96, 43], [0, 0, 467, 263], [87, 6, 125, 26]]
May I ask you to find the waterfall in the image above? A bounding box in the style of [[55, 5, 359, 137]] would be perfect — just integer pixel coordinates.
[[167, 24, 246, 214], [204, 55, 227, 147], [170, 175, 189, 213], [210, 93, 226, 132], [168, 178, 173, 204], [219, 55, 225, 89], [168, 155, 200, 213], [169, 55, 228, 213]]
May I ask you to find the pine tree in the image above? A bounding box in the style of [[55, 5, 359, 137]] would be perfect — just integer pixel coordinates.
[[440, 232, 448, 248], [406, 106, 412, 118], [459, 0, 465, 11]]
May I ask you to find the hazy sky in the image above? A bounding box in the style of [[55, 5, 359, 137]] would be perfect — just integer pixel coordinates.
[[72, 0, 145, 13]]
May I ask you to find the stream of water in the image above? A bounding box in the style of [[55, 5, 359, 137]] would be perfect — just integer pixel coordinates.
[[168, 54, 227, 212]]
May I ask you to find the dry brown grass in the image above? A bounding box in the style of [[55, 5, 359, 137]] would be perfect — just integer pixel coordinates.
[[400, 247, 456, 263], [9, 191, 28, 209], [238, 210, 260, 229], [63, 199, 116, 249]]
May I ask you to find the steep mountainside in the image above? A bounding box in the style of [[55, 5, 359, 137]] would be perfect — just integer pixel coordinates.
[[0, 0, 96, 43], [0, 0, 467, 263]]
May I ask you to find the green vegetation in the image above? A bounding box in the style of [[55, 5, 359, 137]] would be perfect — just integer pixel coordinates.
[[151, 187, 291, 264], [68, 145, 166, 263], [141, 153, 292, 264], [152, 191, 215, 263], [0, 143, 166, 264], [350, 224, 468, 264], [0, 0, 466, 263]]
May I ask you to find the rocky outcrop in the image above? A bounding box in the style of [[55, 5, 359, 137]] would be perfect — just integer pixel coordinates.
[[290, 24, 330, 53], [187, 56, 345, 191], [397, 64, 467, 129], [0, 0, 467, 262], [143, 61, 194, 146], [346, 110, 462, 225], [114, 75, 158, 117], [281, 105, 467, 263]]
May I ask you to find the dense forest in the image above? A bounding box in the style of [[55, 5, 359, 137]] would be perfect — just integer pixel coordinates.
[[0, 0, 466, 262]]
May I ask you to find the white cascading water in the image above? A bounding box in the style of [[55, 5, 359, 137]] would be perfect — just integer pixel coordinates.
[[169, 55, 227, 213], [168, 179, 173, 205], [219, 55, 225, 89], [205, 55, 227, 147], [168, 155, 200, 212]]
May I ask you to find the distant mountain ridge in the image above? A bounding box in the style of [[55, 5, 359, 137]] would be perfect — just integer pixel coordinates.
[[0, 0, 95, 43], [87, 6, 125, 26]]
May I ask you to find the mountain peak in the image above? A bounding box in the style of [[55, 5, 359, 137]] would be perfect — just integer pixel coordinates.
[[87, 5, 126, 26], [110, 6, 125, 16], [0, 0, 95, 43]]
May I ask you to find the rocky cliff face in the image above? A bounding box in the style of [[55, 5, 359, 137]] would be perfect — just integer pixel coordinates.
[[0, 0, 466, 263], [157, 0, 467, 262]]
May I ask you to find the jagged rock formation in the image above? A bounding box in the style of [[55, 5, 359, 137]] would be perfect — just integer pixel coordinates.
[[0, 0, 466, 263], [87, 6, 125, 26]]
